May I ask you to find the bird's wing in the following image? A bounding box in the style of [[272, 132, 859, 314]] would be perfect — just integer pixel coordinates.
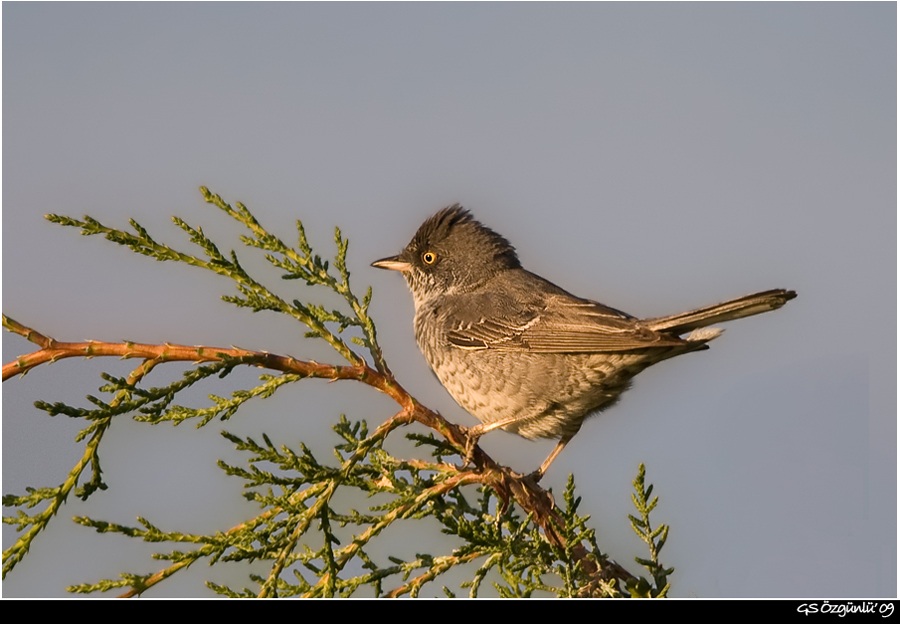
[[446, 294, 687, 353]]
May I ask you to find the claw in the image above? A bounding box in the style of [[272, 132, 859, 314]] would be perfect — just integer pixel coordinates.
[[524, 469, 544, 484]]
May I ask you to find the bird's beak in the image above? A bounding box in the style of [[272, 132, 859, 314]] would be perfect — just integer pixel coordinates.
[[371, 255, 412, 272]]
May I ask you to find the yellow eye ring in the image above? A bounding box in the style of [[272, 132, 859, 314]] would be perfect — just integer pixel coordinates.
[[422, 251, 437, 265]]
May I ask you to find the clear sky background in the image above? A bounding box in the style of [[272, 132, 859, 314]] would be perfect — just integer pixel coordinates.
[[2, 3, 895, 598]]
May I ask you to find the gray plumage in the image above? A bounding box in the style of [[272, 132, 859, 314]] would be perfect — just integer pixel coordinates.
[[373, 205, 796, 476]]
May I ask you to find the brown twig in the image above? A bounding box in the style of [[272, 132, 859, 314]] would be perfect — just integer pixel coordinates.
[[4, 315, 636, 594]]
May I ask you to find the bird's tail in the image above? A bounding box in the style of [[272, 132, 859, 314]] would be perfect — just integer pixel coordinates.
[[645, 289, 797, 336]]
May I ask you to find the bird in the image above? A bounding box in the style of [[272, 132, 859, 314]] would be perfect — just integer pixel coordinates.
[[372, 205, 796, 478]]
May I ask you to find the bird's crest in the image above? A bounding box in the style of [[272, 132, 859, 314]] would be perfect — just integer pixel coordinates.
[[414, 204, 520, 269]]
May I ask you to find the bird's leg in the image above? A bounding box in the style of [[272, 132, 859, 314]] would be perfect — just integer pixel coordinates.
[[462, 420, 578, 482], [461, 416, 522, 466], [530, 432, 578, 482]]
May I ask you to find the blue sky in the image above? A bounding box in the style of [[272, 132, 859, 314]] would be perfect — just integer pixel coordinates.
[[2, 3, 895, 598]]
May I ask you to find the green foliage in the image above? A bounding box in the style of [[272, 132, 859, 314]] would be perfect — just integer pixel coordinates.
[[626, 463, 674, 597], [3, 189, 671, 597]]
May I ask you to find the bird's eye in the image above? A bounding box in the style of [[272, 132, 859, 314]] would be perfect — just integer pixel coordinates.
[[422, 251, 437, 265]]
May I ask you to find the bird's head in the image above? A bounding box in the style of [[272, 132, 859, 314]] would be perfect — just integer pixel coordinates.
[[372, 205, 520, 307]]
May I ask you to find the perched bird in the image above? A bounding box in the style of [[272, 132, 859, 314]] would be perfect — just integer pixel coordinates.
[[372, 205, 796, 477]]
